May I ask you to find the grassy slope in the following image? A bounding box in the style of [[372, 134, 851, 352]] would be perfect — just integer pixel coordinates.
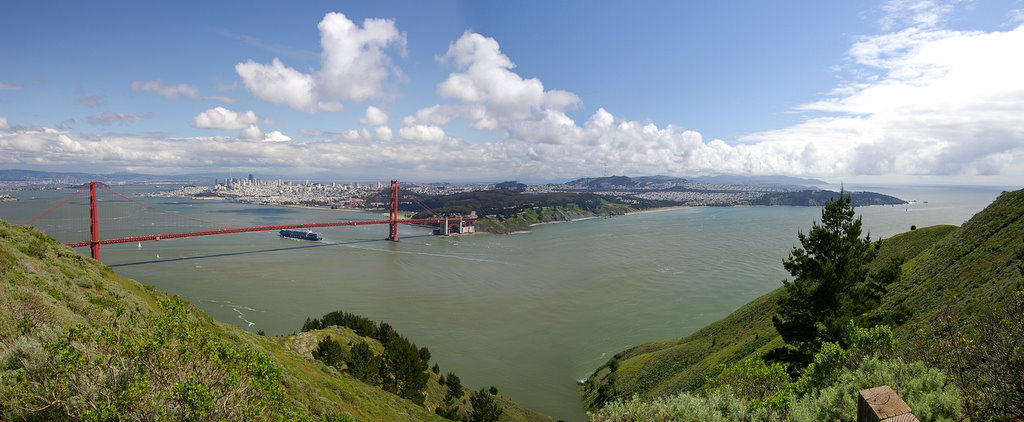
[[0, 220, 547, 421], [881, 189, 1024, 336], [581, 218, 969, 409]]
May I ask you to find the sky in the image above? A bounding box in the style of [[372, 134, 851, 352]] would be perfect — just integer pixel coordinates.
[[2, 0, 1024, 184]]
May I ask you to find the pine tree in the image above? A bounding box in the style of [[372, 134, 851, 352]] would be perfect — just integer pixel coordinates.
[[346, 341, 380, 384], [466, 388, 502, 422], [379, 337, 428, 404], [771, 191, 878, 364], [312, 335, 345, 368]]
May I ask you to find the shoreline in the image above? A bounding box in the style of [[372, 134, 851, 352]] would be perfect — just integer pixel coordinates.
[[625, 205, 696, 215]]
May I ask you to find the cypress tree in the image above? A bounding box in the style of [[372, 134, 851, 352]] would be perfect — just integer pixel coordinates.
[[772, 191, 878, 364], [346, 341, 380, 384], [467, 388, 502, 422], [312, 335, 345, 368]]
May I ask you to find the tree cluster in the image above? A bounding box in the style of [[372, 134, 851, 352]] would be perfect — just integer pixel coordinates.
[[305, 311, 431, 405]]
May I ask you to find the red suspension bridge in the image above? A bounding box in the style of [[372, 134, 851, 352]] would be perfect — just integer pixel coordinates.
[[22, 180, 474, 261]]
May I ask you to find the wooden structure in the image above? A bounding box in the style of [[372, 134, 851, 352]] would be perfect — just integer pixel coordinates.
[[858, 385, 918, 422]]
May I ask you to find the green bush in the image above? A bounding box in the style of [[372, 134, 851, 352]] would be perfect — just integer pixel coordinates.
[[788, 356, 962, 422], [590, 391, 775, 422], [708, 358, 794, 410]]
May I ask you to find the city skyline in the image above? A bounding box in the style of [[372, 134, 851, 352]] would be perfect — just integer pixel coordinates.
[[2, 1, 1023, 185]]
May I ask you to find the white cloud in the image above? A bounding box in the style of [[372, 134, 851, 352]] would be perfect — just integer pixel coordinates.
[[744, 23, 1024, 178], [236, 59, 317, 111], [437, 32, 580, 127], [263, 130, 291, 142], [240, 125, 263, 140], [192, 107, 260, 130], [318, 12, 406, 101], [236, 12, 405, 113], [401, 104, 456, 126], [0, 116, 9, 130], [0, 82, 23, 90], [374, 125, 393, 141], [399, 125, 447, 143], [360, 105, 390, 125], [130, 80, 201, 101]]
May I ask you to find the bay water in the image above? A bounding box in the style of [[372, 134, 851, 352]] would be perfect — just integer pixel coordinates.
[[0, 184, 1010, 421]]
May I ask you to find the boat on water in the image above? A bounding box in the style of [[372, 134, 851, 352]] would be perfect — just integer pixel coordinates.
[[279, 229, 323, 241]]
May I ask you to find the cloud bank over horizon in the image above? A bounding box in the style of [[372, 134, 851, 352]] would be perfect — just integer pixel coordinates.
[[2, 1, 1023, 184]]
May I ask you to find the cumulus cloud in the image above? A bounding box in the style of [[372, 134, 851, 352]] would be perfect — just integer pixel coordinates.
[[401, 104, 457, 126], [192, 107, 260, 130], [437, 32, 580, 127], [374, 125, 393, 141], [240, 125, 263, 140], [236, 12, 405, 113], [130, 80, 201, 101], [87, 112, 146, 126], [318, 12, 406, 101], [360, 105, 390, 125], [0, 82, 23, 90], [263, 130, 291, 142], [399, 124, 447, 143], [236, 58, 317, 111], [0, 116, 9, 130]]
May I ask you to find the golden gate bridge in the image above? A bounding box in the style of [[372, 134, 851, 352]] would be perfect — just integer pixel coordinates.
[[22, 180, 475, 261]]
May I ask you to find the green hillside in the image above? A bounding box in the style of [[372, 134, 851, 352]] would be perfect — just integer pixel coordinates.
[[582, 188, 1024, 412], [0, 220, 548, 421]]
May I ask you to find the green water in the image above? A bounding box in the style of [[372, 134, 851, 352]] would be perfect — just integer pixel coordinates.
[[0, 184, 1008, 421]]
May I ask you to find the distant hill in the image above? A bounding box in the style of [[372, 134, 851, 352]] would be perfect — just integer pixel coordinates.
[[0, 169, 176, 183], [751, 189, 907, 206], [0, 220, 548, 421], [564, 175, 685, 190], [691, 175, 828, 186], [581, 188, 1024, 410]]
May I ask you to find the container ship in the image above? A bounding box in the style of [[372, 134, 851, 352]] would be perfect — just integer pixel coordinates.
[[279, 229, 323, 241]]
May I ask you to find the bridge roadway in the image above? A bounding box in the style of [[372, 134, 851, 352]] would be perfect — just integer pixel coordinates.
[[64, 217, 474, 248]]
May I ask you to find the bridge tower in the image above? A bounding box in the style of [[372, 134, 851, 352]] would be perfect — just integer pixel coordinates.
[[89, 181, 100, 260], [387, 180, 399, 241]]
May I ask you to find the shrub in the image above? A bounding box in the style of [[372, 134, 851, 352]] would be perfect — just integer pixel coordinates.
[[709, 358, 794, 410], [788, 356, 962, 422], [590, 391, 774, 422]]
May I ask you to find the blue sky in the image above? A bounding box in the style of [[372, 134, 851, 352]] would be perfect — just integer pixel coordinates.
[[2, 1, 1023, 184]]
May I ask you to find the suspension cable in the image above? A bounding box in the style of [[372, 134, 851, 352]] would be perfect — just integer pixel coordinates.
[[22, 184, 88, 226], [408, 195, 441, 218], [99, 185, 250, 227], [298, 185, 389, 223]]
